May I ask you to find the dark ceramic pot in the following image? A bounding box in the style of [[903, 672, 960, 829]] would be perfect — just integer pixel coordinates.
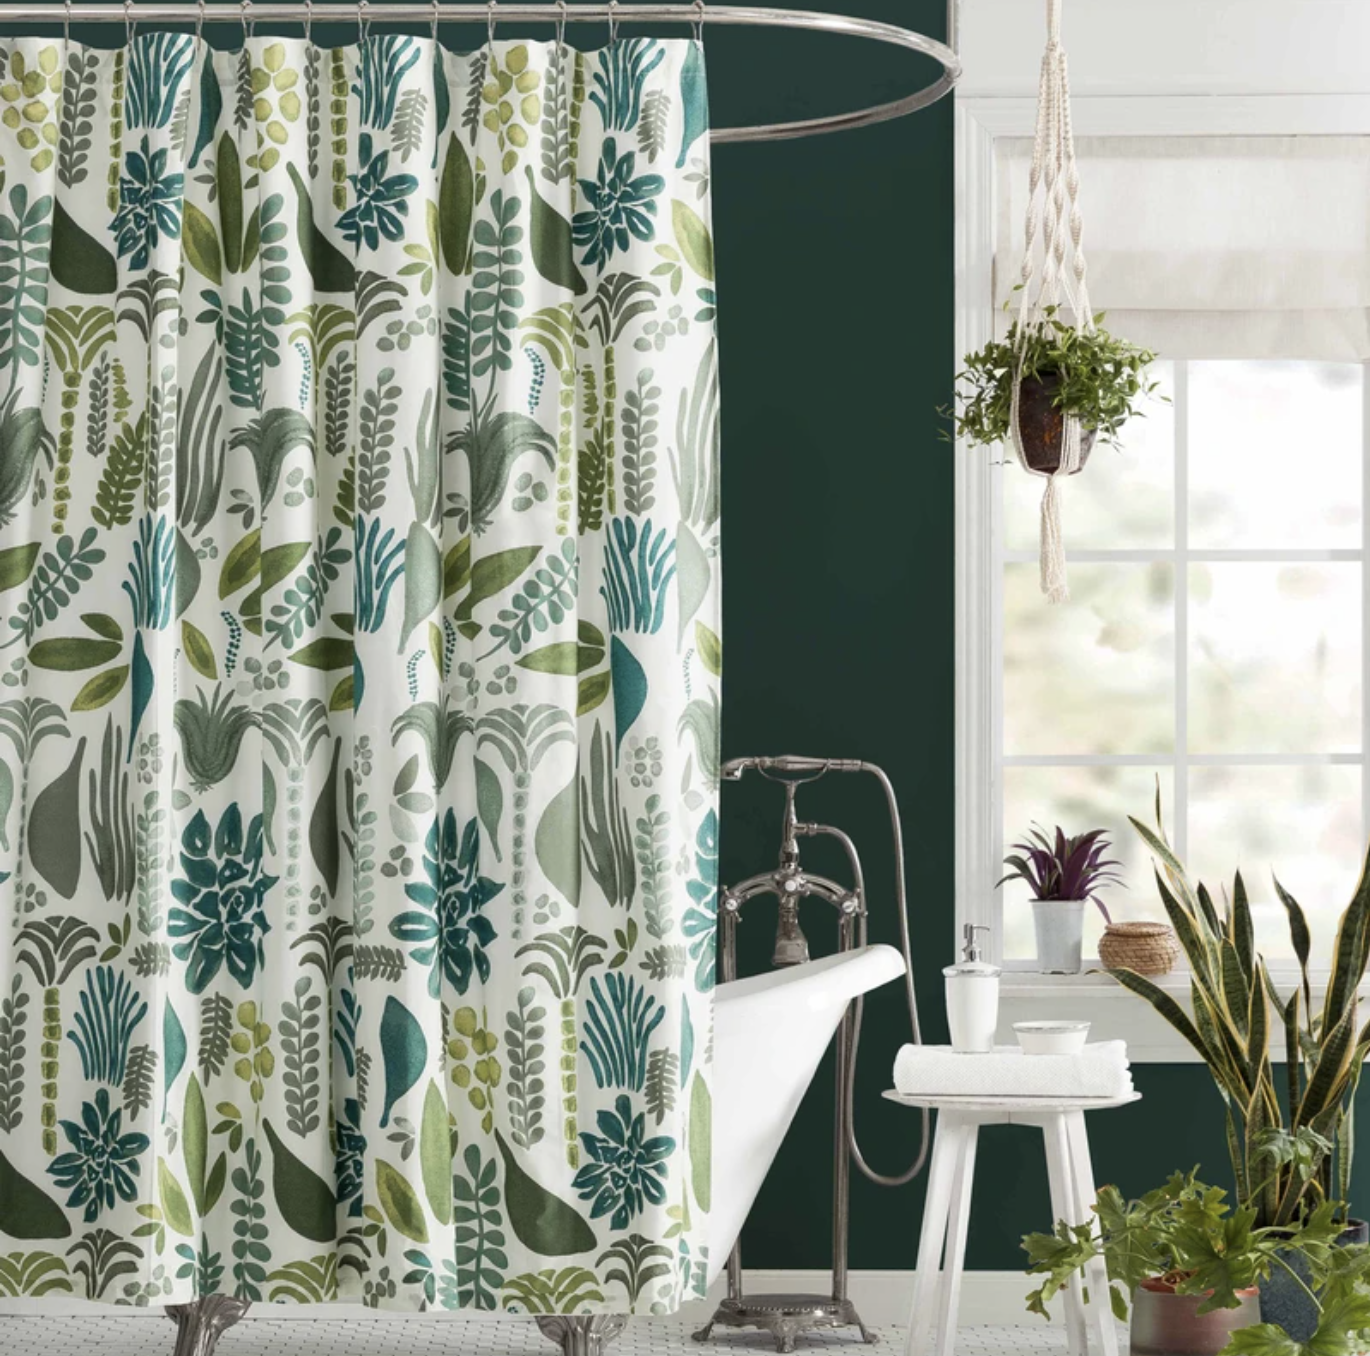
[[1016, 373, 1097, 473], [1130, 1278, 1260, 1356], [1259, 1218, 1369, 1342]]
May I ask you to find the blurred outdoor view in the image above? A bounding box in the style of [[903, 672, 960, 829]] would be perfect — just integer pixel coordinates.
[[1001, 360, 1366, 963]]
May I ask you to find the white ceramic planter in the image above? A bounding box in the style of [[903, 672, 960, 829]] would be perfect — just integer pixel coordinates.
[[1032, 899, 1085, 973]]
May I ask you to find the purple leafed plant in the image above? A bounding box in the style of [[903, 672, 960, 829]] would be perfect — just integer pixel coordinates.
[[997, 824, 1122, 921]]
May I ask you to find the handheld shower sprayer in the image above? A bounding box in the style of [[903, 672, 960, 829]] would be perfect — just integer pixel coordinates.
[[698, 756, 931, 1350]]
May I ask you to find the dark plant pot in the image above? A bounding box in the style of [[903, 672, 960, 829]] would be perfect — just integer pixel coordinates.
[[1259, 1218, 1369, 1342], [1130, 1278, 1260, 1356], [1016, 373, 1098, 474]]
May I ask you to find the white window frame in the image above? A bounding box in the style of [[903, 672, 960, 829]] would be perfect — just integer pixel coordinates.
[[954, 93, 1370, 1059]]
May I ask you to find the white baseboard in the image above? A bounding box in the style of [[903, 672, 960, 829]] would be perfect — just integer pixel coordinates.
[[0, 1271, 1050, 1329]]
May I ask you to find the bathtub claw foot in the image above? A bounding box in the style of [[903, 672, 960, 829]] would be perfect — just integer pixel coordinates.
[[537, 1314, 629, 1356], [165, 1296, 251, 1356]]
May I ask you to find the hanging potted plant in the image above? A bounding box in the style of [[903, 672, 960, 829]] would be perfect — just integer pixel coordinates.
[[1022, 1170, 1345, 1356], [998, 824, 1121, 974], [946, 0, 1162, 603], [949, 308, 1158, 474]]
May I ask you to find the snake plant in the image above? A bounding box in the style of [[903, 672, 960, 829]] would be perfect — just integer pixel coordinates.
[[1111, 793, 1370, 1229]]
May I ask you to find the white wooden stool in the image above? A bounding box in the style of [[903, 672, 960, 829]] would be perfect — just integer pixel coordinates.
[[883, 1091, 1141, 1356]]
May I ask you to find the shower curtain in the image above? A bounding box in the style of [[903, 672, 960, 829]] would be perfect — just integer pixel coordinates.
[[0, 30, 719, 1314]]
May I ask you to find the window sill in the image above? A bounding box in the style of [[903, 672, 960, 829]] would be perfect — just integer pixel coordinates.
[[996, 967, 1340, 1063], [997, 970, 1193, 1063]]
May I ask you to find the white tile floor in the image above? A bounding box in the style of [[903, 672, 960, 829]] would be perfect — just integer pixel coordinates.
[[0, 1314, 1100, 1355]]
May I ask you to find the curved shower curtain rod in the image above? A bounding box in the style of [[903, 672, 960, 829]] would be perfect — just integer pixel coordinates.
[[0, 1, 961, 142]]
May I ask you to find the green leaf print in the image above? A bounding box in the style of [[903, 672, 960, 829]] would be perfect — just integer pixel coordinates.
[[0, 32, 719, 1315]]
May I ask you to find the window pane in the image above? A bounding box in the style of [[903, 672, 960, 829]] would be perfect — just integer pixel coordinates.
[[1187, 764, 1363, 960], [1189, 362, 1362, 550], [1189, 562, 1361, 755], [1002, 765, 1175, 961], [1004, 563, 1176, 756], [1005, 361, 1176, 552]]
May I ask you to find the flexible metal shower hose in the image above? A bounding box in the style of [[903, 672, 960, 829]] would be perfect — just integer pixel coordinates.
[[724, 757, 932, 1187]]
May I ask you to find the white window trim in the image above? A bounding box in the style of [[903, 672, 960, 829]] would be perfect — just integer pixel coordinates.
[[954, 93, 1370, 1060]]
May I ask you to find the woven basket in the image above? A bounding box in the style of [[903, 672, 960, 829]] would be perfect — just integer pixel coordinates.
[[1098, 922, 1181, 976]]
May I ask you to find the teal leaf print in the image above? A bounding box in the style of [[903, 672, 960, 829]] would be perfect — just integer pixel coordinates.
[[680, 810, 718, 991], [601, 517, 676, 634], [125, 33, 193, 130], [111, 136, 183, 269], [339, 141, 419, 251], [47, 1088, 150, 1222], [163, 1000, 187, 1094], [580, 973, 665, 1092], [167, 805, 275, 994], [379, 995, 426, 1129], [676, 39, 708, 168], [390, 810, 502, 999], [573, 139, 665, 270], [571, 1094, 672, 1230], [591, 40, 665, 131], [609, 635, 647, 753], [68, 966, 148, 1084]]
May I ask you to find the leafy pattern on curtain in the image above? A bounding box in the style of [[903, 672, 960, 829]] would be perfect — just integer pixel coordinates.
[[0, 32, 719, 1313]]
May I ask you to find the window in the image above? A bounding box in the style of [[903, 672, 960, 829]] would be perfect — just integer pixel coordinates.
[[955, 111, 1370, 999], [999, 358, 1366, 966]]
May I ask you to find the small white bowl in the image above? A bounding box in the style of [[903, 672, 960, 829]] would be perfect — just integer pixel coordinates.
[[1014, 1020, 1091, 1055]]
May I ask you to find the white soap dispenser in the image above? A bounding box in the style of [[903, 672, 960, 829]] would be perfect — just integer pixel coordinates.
[[943, 923, 1001, 1053]]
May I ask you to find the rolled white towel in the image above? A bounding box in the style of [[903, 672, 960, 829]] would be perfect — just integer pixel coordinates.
[[892, 1041, 1133, 1100]]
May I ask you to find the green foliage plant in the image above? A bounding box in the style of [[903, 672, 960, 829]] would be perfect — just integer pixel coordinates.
[[948, 307, 1159, 451], [1023, 1170, 1344, 1324], [1109, 791, 1370, 1230]]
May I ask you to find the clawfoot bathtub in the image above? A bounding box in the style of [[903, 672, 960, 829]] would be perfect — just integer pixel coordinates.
[[168, 945, 907, 1356], [539, 944, 907, 1356]]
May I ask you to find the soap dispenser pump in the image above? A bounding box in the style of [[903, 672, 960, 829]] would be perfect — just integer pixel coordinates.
[[943, 923, 1001, 1053]]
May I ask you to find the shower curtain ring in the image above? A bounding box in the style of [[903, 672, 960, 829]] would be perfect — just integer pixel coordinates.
[[486, 0, 497, 44], [195, 0, 207, 48], [430, 0, 440, 41], [240, 0, 254, 39], [555, 0, 567, 50], [303, 0, 313, 42], [124, 0, 137, 44], [358, 0, 371, 42], [62, 0, 72, 46], [691, 0, 704, 42], [607, 0, 619, 46]]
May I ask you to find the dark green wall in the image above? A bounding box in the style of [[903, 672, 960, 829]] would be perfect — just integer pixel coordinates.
[[20, 0, 1245, 1279], [705, 0, 1233, 1275]]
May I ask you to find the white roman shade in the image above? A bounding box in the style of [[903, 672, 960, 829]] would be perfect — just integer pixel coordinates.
[[994, 135, 1370, 360]]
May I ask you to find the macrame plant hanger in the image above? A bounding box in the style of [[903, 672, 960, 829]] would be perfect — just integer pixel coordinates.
[[1009, 0, 1092, 604]]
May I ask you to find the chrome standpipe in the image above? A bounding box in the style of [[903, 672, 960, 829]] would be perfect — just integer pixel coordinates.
[[694, 757, 927, 1353]]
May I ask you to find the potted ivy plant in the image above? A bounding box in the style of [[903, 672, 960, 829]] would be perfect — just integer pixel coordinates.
[[1023, 1170, 1345, 1356], [998, 824, 1121, 973], [949, 308, 1159, 471]]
